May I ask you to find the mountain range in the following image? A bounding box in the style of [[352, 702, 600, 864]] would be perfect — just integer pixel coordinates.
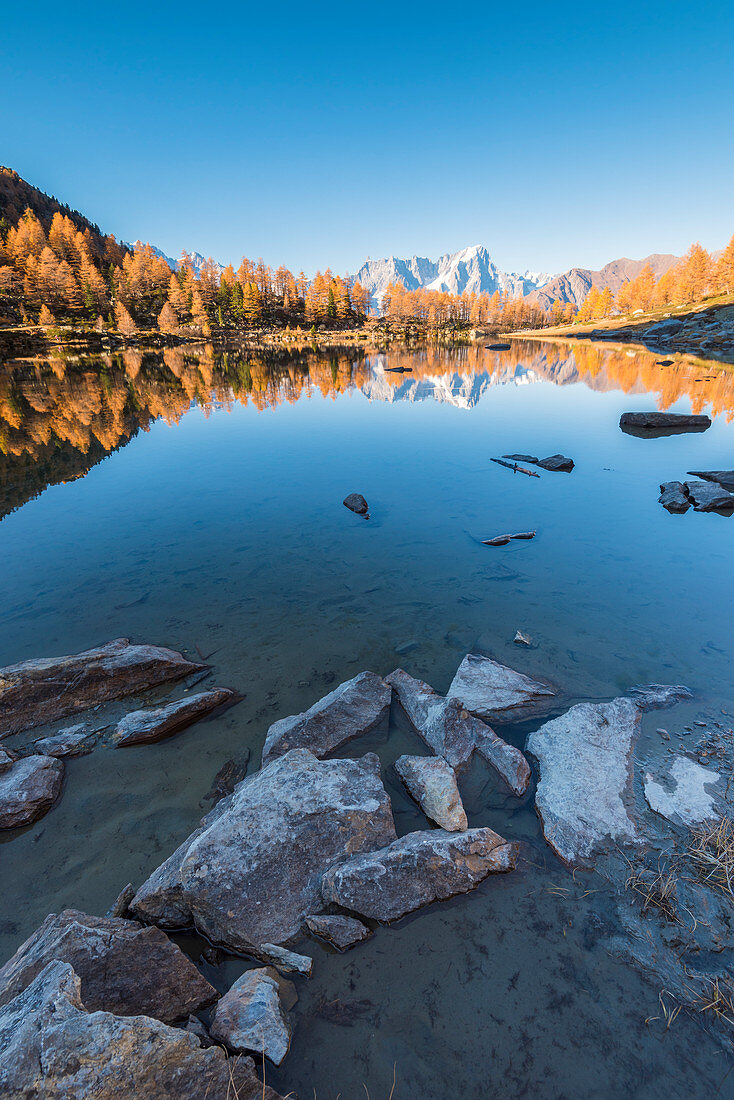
[[131, 241, 218, 277]]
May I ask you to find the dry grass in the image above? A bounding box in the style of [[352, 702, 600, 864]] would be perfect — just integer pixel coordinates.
[[625, 859, 679, 923], [686, 818, 734, 900], [686, 976, 734, 1028]]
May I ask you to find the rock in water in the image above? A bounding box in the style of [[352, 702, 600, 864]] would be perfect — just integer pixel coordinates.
[[658, 481, 691, 513], [131, 749, 396, 949], [33, 723, 94, 757], [526, 698, 641, 865], [261, 671, 391, 765], [0, 754, 63, 828], [446, 653, 556, 725], [257, 943, 312, 976], [209, 969, 291, 1065], [628, 683, 693, 710], [113, 689, 237, 747], [683, 479, 734, 513], [687, 469, 734, 493], [394, 755, 468, 831], [644, 758, 721, 827], [321, 828, 517, 922], [387, 667, 530, 795], [514, 630, 532, 646], [0, 638, 204, 738], [0, 960, 281, 1099], [619, 411, 711, 437], [487, 342, 511, 350], [304, 914, 372, 951], [0, 909, 217, 1021], [343, 492, 369, 516], [536, 454, 574, 472]]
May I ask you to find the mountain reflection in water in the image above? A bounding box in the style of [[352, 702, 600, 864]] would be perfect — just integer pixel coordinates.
[[1, 339, 732, 520]]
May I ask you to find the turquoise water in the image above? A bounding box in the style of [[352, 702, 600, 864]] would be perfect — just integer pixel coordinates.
[[1, 341, 733, 1097]]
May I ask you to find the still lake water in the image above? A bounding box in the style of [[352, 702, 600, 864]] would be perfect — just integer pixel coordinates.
[[1, 339, 734, 1097]]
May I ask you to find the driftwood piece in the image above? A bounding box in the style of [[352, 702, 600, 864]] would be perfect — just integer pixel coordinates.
[[490, 458, 540, 478]]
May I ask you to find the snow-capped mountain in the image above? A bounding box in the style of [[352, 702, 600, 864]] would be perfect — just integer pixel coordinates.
[[131, 241, 222, 276], [353, 245, 554, 304]]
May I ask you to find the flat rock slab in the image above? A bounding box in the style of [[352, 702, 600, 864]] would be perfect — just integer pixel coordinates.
[[644, 757, 721, 826], [0, 960, 281, 1100], [687, 469, 734, 493], [209, 968, 291, 1065], [0, 637, 203, 738], [658, 481, 691, 513], [262, 671, 391, 765], [628, 683, 693, 710], [394, 755, 468, 830], [503, 453, 574, 472], [526, 697, 641, 865], [113, 689, 237, 746], [131, 748, 396, 949], [0, 754, 63, 828], [33, 724, 94, 757], [446, 653, 556, 725], [683, 479, 734, 513], [0, 908, 217, 1022], [304, 914, 372, 951], [387, 667, 530, 794], [257, 943, 312, 976], [321, 827, 517, 922], [620, 411, 711, 437]]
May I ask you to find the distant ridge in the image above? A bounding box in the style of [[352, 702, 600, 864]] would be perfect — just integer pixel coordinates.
[[131, 241, 222, 277], [527, 254, 680, 310]]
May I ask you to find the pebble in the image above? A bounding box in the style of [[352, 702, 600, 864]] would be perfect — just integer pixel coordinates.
[[695, 721, 707, 727], [656, 728, 670, 740]]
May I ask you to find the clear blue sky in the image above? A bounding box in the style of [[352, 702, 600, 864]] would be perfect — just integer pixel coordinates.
[[2, 1, 733, 276]]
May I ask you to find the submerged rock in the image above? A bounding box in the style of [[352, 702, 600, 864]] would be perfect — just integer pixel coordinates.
[[387, 667, 530, 794], [658, 481, 691, 513], [687, 469, 734, 493], [209, 968, 291, 1065], [343, 492, 369, 516], [113, 689, 237, 747], [132, 749, 396, 949], [619, 411, 711, 437], [394, 755, 467, 831], [446, 652, 556, 725], [0, 908, 216, 1022], [33, 723, 94, 757], [628, 683, 693, 710], [262, 671, 391, 765], [0, 754, 64, 828], [526, 698, 641, 865], [304, 914, 372, 951], [0, 960, 279, 1099], [683, 479, 734, 513], [0, 637, 204, 738], [321, 827, 517, 922], [257, 943, 313, 976], [644, 757, 721, 826]]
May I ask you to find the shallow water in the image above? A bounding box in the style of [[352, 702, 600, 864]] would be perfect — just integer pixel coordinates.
[[1, 339, 734, 1097]]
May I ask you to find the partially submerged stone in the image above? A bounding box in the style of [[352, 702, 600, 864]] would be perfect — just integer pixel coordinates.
[[482, 531, 535, 546], [394, 755, 468, 831], [321, 827, 517, 922], [0, 908, 217, 1022], [644, 758, 721, 826], [209, 968, 291, 1065], [0, 960, 283, 1100], [683, 479, 734, 513], [33, 723, 94, 757], [304, 914, 372, 951], [446, 653, 556, 725], [536, 453, 574, 472], [514, 630, 532, 646], [687, 469, 734, 493], [658, 481, 691, 514], [526, 698, 641, 865], [113, 688, 237, 746], [107, 883, 135, 918], [0, 637, 204, 738], [343, 492, 369, 516], [132, 749, 396, 949], [0, 754, 63, 828], [257, 943, 313, 976], [628, 683, 693, 710], [619, 411, 711, 436], [262, 671, 391, 765]]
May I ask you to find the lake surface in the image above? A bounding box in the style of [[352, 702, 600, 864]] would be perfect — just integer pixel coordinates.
[[1, 339, 733, 1098]]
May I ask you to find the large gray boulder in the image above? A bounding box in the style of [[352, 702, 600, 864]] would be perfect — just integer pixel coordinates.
[[394, 755, 467, 831], [0, 638, 203, 738], [0, 909, 217, 1022], [526, 698, 641, 865], [209, 969, 291, 1065], [132, 749, 396, 949], [113, 689, 237, 747], [261, 671, 391, 764], [0, 960, 284, 1099], [619, 411, 711, 436], [0, 755, 64, 828], [387, 667, 531, 795], [644, 757, 721, 827], [446, 653, 556, 725], [687, 469, 734, 493], [320, 827, 517, 922], [683, 479, 734, 512], [658, 481, 691, 514]]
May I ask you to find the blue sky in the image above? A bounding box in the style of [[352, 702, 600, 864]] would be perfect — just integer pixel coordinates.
[[2, 1, 733, 276]]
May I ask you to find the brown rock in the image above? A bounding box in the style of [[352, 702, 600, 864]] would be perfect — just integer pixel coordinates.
[[113, 689, 237, 746], [304, 914, 372, 950], [0, 754, 64, 828]]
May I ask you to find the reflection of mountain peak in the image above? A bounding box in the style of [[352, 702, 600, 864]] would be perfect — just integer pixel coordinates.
[[361, 360, 538, 408]]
